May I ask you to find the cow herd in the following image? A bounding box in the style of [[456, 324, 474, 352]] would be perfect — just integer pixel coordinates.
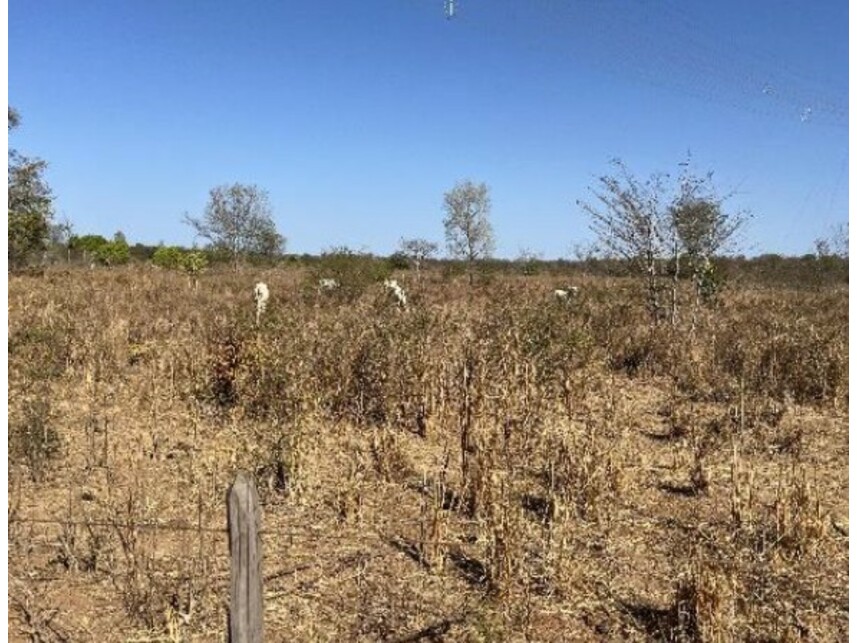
[[252, 278, 579, 324]]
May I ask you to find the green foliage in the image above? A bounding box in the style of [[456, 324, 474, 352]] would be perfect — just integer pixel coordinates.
[[387, 252, 411, 271], [152, 245, 185, 270], [69, 234, 109, 253], [180, 250, 208, 276], [129, 243, 157, 261], [696, 258, 724, 303], [8, 109, 54, 269], [9, 208, 51, 268], [95, 238, 130, 266], [152, 246, 208, 276], [315, 246, 391, 300]]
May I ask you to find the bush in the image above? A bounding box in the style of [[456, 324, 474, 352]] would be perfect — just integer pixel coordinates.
[[387, 252, 411, 271], [95, 240, 130, 266], [314, 247, 391, 301], [10, 394, 62, 482], [179, 250, 208, 276], [152, 246, 184, 270], [152, 247, 208, 280]]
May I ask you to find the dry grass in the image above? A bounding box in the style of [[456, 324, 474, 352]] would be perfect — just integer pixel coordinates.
[[7, 264, 848, 641]]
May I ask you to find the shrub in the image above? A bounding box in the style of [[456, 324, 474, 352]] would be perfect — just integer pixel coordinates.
[[314, 246, 391, 301], [95, 239, 130, 266], [10, 394, 61, 482], [151, 246, 184, 270], [387, 252, 411, 271]]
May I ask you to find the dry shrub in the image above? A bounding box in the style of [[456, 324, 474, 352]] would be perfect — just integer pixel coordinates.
[[9, 321, 75, 381], [705, 298, 847, 406], [753, 323, 847, 404], [200, 318, 245, 409], [773, 464, 827, 557], [370, 427, 413, 483], [10, 580, 73, 642], [541, 422, 622, 522], [101, 483, 204, 633], [9, 391, 62, 483], [672, 555, 736, 643]]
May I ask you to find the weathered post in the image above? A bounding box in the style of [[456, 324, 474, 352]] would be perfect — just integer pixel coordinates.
[[228, 472, 263, 642]]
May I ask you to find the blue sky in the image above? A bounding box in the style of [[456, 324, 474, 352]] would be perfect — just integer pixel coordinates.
[[9, 0, 849, 258]]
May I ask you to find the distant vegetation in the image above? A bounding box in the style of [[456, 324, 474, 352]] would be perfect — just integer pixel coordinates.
[[37, 236, 852, 291], [8, 107, 847, 295]]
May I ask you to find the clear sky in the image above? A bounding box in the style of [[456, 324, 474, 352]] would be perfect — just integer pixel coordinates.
[[8, 0, 849, 258]]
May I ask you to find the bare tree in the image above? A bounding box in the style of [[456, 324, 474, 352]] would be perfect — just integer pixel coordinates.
[[398, 237, 438, 276], [816, 221, 848, 259], [579, 159, 745, 324], [578, 159, 669, 321], [185, 183, 284, 269], [831, 222, 848, 259], [442, 180, 495, 284]]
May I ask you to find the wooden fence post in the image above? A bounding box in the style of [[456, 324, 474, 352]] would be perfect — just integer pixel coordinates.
[[228, 472, 264, 642]]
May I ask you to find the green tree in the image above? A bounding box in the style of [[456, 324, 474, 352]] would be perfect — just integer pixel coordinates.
[[95, 236, 130, 266], [180, 250, 208, 275], [442, 180, 495, 284], [668, 164, 746, 315], [184, 183, 285, 269], [152, 245, 185, 270], [670, 167, 745, 262], [8, 108, 54, 269], [69, 234, 109, 254]]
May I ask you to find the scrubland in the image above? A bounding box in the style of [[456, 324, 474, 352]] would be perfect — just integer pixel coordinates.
[[7, 265, 848, 641]]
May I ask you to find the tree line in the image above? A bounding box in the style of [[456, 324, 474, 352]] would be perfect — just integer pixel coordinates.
[[9, 108, 847, 298]]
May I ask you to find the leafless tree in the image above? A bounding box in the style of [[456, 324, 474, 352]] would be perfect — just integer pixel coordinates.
[[578, 159, 670, 321], [816, 221, 848, 259], [398, 237, 438, 276], [579, 159, 745, 324]]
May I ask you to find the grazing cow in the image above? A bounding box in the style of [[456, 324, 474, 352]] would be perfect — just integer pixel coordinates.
[[554, 286, 579, 301], [254, 282, 270, 325], [384, 278, 408, 309], [318, 278, 339, 292]]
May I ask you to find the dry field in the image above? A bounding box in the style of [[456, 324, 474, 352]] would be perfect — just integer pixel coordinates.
[[7, 265, 848, 641]]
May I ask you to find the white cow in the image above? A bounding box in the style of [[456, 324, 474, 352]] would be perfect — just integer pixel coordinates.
[[254, 282, 270, 325], [554, 286, 579, 301], [318, 278, 339, 292], [384, 278, 407, 309]]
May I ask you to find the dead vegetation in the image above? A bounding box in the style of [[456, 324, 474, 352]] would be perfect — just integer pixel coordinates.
[[7, 265, 848, 641]]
